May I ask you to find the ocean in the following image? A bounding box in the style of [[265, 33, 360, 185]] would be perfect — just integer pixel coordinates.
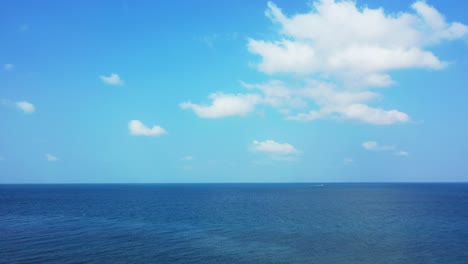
[[1, 183, 468, 263]]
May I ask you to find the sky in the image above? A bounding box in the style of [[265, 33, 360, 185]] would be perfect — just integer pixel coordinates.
[[0, 0, 467, 183]]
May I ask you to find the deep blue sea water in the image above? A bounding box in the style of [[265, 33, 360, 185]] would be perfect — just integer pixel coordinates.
[[1, 183, 468, 264]]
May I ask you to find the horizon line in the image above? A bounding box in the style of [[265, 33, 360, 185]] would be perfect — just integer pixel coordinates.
[[1, 181, 468, 185]]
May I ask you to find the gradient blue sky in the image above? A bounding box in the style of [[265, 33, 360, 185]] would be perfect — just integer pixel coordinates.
[[1, 0, 467, 183]]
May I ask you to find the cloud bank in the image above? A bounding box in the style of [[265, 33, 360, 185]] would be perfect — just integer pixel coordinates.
[[181, 0, 467, 125], [249, 1, 466, 81]]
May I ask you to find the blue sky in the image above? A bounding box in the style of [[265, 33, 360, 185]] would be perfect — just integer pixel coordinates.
[[1, 0, 467, 183]]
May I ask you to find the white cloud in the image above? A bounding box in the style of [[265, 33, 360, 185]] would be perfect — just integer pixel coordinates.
[[16, 101, 35, 113], [248, 39, 317, 74], [181, 1, 465, 126], [246, 1, 465, 124], [251, 140, 300, 155], [46, 154, 59, 162], [412, 2, 468, 42], [100, 73, 124, 85], [340, 104, 410, 125], [363, 141, 410, 157], [395, 150, 409, 156], [180, 93, 261, 118], [344, 158, 355, 165], [246, 80, 409, 125], [128, 120, 167, 136], [242, 80, 308, 109], [362, 141, 396, 151], [287, 110, 326, 122], [4, 64, 15, 72], [249, 1, 466, 84], [300, 81, 378, 106]]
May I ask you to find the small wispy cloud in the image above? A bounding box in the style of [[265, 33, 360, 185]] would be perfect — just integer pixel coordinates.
[[100, 73, 124, 85], [362, 141, 409, 157], [182, 165, 193, 171], [182, 156, 194, 161], [1, 99, 35, 114], [128, 120, 167, 136], [199, 32, 239, 48], [201, 34, 218, 48], [362, 141, 395, 151], [16, 101, 35, 113], [395, 151, 409, 156], [344, 158, 355, 166], [46, 153, 59, 162], [3, 64, 15, 72]]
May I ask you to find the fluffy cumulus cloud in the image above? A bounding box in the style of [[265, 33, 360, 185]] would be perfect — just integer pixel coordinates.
[[247, 0, 466, 124], [100, 73, 124, 85], [250, 0, 466, 81], [180, 93, 261, 118], [251, 140, 300, 155], [180, 1, 466, 125], [128, 120, 167, 136], [46, 153, 59, 162], [16, 101, 35, 113]]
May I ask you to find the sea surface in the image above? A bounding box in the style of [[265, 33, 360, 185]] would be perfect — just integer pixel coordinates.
[[1, 183, 468, 264]]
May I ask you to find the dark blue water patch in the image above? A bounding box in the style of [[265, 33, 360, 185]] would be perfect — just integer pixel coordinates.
[[1, 183, 468, 263]]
